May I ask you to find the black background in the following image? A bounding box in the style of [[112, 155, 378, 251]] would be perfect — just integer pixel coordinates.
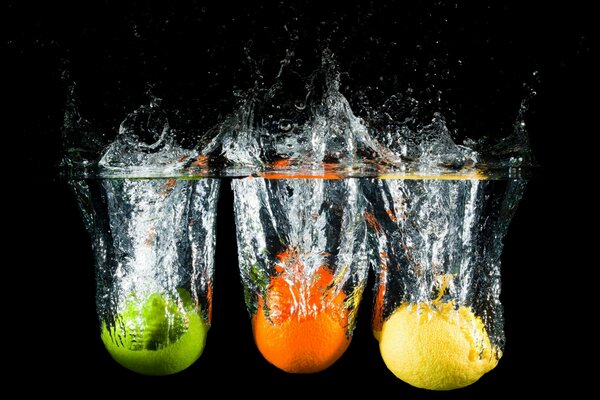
[[6, 1, 592, 396]]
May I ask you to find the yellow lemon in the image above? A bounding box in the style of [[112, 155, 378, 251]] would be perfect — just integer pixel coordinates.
[[379, 302, 499, 390]]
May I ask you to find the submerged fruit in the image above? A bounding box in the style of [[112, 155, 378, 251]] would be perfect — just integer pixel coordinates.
[[101, 289, 208, 375], [252, 248, 350, 373], [379, 302, 499, 390]]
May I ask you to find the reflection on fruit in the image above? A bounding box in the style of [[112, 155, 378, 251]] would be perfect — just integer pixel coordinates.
[[379, 301, 499, 390], [252, 248, 350, 373], [101, 289, 208, 375]]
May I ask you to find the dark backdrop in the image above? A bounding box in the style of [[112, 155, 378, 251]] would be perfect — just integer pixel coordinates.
[[6, 1, 592, 396]]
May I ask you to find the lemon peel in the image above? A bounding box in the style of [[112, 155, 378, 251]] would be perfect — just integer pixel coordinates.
[[379, 301, 498, 390]]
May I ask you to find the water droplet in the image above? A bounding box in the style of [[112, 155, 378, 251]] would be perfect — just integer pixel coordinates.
[[279, 120, 292, 132]]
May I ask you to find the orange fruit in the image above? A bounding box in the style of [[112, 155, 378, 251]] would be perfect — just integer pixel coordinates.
[[251, 248, 350, 373]]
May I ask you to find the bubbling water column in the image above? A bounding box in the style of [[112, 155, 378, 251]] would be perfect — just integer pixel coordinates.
[[63, 48, 531, 382], [232, 177, 369, 373], [216, 64, 376, 373], [71, 177, 219, 375], [364, 177, 525, 390], [68, 103, 220, 375]]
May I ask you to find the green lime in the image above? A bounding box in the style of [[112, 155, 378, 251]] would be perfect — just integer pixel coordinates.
[[101, 289, 209, 375]]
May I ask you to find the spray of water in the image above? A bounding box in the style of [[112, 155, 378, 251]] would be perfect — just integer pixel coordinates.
[[61, 8, 533, 379]]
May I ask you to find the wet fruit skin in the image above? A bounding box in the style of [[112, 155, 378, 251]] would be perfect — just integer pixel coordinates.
[[252, 249, 350, 373], [101, 290, 208, 376], [379, 302, 499, 390]]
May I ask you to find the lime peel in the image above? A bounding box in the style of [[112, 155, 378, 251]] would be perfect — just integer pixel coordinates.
[[101, 289, 209, 375]]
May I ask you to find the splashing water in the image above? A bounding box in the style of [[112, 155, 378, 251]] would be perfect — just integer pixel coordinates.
[[63, 49, 531, 378], [70, 174, 219, 374], [198, 54, 531, 178], [232, 177, 369, 372], [232, 177, 369, 321], [62, 53, 534, 179], [72, 177, 219, 322], [99, 102, 197, 174], [364, 178, 526, 350]]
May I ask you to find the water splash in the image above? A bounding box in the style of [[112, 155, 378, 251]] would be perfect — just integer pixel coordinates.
[[62, 52, 535, 179], [99, 101, 197, 174], [62, 84, 108, 170], [232, 177, 369, 372], [71, 177, 220, 325], [199, 52, 532, 178], [365, 178, 526, 350], [59, 4, 535, 381], [232, 177, 369, 321]]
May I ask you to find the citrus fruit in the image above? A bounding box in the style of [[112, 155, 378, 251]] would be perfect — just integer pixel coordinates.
[[379, 302, 499, 390], [251, 248, 350, 373], [101, 289, 208, 375]]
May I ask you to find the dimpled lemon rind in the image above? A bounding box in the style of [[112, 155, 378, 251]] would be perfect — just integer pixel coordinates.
[[379, 302, 499, 390]]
